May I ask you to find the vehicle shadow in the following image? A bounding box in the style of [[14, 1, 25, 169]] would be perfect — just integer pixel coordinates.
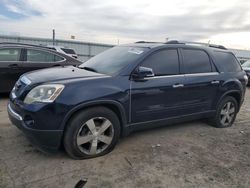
[[0, 93, 10, 100]]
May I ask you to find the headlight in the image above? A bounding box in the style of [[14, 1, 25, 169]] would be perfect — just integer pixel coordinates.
[[24, 84, 64, 104]]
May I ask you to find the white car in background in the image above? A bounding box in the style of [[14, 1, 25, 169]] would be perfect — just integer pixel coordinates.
[[47, 45, 78, 59]]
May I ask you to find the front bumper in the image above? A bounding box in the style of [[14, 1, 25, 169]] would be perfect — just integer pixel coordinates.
[[7, 103, 63, 153]]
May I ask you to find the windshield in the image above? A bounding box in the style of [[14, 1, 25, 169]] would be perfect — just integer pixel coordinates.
[[242, 60, 250, 67], [79, 46, 148, 75]]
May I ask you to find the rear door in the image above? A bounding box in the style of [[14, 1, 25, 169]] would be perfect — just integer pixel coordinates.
[[0, 47, 23, 92], [181, 48, 220, 113], [22, 48, 67, 72]]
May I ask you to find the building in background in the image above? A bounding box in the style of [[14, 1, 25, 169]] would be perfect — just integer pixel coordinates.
[[229, 49, 250, 64], [0, 35, 113, 62], [1, 35, 250, 63]]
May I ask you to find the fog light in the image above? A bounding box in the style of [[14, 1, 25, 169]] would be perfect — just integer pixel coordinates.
[[23, 115, 35, 127]]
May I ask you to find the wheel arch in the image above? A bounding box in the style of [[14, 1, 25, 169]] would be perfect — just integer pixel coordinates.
[[217, 90, 242, 112], [60, 100, 128, 136]]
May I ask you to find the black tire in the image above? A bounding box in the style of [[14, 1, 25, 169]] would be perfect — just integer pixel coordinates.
[[209, 96, 238, 128], [64, 107, 121, 159]]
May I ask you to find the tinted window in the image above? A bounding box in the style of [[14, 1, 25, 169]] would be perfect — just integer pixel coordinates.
[[80, 46, 149, 75], [142, 49, 179, 76], [183, 49, 212, 73], [214, 51, 242, 72], [0, 48, 21, 61], [26, 49, 64, 62]]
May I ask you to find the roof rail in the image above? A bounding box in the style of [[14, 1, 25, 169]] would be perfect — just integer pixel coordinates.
[[135, 41, 160, 44], [208, 44, 227, 50], [165, 40, 184, 44], [164, 40, 227, 50], [0, 42, 51, 49]]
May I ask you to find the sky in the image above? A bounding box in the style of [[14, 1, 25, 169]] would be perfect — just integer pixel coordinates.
[[0, 0, 250, 49]]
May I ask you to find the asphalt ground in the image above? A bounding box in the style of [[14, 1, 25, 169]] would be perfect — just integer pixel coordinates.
[[0, 88, 250, 188]]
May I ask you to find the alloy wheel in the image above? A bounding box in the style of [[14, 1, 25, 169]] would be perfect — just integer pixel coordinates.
[[76, 117, 114, 155], [220, 101, 236, 126]]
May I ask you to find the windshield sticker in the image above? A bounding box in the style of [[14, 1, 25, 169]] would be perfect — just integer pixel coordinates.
[[128, 48, 144, 55]]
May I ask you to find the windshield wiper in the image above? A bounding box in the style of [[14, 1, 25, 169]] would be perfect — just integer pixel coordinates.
[[79, 66, 98, 73]]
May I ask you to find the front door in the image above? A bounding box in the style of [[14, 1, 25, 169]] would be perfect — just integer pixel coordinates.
[[130, 48, 186, 123]]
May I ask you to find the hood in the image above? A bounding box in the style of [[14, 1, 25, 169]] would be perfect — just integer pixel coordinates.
[[23, 66, 106, 85]]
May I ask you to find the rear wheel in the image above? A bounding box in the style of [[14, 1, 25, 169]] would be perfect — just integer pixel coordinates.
[[209, 96, 238, 128], [64, 107, 120, 159]]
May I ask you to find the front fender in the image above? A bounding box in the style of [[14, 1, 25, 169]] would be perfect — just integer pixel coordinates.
[[60, 100, 128, 135]]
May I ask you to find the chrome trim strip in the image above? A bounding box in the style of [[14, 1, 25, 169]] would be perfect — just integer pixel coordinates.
[[184, 72, 219, 76], [211, 80, 220, 84], [145, 74, 184, 79], [173, 84, 184, 88], [11, 91, 17, 99], [7, 104, 23, 121], [143, 72, 219, 80]]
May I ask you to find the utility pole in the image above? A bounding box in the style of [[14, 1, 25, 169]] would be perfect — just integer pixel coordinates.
[[52, 29, 55, 46]]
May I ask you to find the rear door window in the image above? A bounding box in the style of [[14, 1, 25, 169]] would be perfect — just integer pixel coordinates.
[[26, 49, 64, 62], [213, 51, 241, 72], [0, 48, 21, 61], [182, 49, 212, 74], [142, 49, 179, 76]]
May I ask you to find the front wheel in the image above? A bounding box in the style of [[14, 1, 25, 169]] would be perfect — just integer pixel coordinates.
[[209, 96, 238, 128], [64, 107, 121, 159]]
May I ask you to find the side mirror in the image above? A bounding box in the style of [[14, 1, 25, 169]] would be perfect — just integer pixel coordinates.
[[132, 66, 154, 80]]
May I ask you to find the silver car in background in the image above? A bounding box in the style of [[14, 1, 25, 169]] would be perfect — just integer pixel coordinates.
[[47, 45, 78, 59]]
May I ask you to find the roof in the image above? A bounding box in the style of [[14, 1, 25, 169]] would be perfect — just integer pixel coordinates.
[[123, 40, 228, 51], [121, 42, 164, 48]]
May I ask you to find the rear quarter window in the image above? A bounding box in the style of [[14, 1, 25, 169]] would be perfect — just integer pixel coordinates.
[[213, 51, 242, 72], [26, 49, 64, 62]]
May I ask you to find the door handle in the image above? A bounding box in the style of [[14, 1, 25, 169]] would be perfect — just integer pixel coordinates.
[[172, 83, 184, 88], [211, 80, 220, 84], [8, 64, 19, 69]]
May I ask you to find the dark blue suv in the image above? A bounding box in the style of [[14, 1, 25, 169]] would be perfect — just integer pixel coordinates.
[[8, 41, 248, 159]]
